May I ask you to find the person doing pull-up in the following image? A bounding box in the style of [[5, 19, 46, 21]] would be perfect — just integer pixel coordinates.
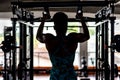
[[36, 12, 90, 80]]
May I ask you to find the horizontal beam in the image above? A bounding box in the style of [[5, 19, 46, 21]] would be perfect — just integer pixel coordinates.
[[13, 17, 95, 27], [18, 20, 34, 27], [34, 17, 96, 22], [11, 1, 114, 8]]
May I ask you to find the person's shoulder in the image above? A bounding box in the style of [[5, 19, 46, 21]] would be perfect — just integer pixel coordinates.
[[45, 33, 55, 39], [68, 32, 83, 37], [67, 33, 78, 40], [67, 33, 84, 42], [67, 33, 80, 37]]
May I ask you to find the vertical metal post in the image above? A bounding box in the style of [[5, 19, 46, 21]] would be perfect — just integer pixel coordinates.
[[101, 23, 104, 61], [104, 21, 108, 64], [29, 26, 33, 80], [19, 23, 27, 80], [23, 24, 27, 80], [3, 27, 7, 80], [104, 21, 110, 80], [4, 52, 7, 80], [110, 16, 116, 80], [96, 25, 99, 80], [19, 23, 22, 80], [96, 25, 101, 80], [11, 18, 17, 80], [23, 25, 27, 63]]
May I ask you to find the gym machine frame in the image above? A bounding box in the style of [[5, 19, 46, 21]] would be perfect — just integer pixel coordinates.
[[11, 11, 34, 80], [95, 2, 116, 80], [0, 4, 34, 80], [2, 26, 16, 80], [11, 0, 116, 80], [96, 17, 116, 80]]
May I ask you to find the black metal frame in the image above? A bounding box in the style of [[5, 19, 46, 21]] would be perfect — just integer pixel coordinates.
[[8, 19, 34, 80], [10, 0, 116, 80], [95, 17, 116, 80], [11, 1, 114, 8], [18, 22, 33, 80], [2, 24, 17, 80], [11, 18, 17, 80], [110, 17, 116, 80], [95, 0, 116, 79], [3, 26, 13, 80], [2, 17, 33, 80], [96, 20, 110, 80]]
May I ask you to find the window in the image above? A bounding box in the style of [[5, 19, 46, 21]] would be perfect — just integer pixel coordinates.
[[1, 19, 120, 69], [88, 27, 96, 66], [33, 22, 81, 67]]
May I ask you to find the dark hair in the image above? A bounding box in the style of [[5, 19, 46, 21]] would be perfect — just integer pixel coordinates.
[[53, 12, 68, 32], [53, 12, 68, 23]]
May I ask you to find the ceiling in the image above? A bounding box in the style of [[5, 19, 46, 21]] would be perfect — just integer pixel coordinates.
[[0, 0, 120, 18]]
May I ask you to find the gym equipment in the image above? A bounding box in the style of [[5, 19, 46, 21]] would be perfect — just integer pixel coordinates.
[[95, 6, 112, 23], [95, 2, 116, 79], [6, 0, 116, 80], [16, 21, 33, 80], [43, 7, 51, 19], [81, 57, 88, 77], [96, 17, 117, 80], [0, 7, 34, 80], [80, 77, 90, 80], [0, 26, 16, 80], [113, 35, 120, 52], [76, 6, 83, 19], [1, 27, 14, 53], [11, 1, 114, 8], [12, 5, 34, 22]]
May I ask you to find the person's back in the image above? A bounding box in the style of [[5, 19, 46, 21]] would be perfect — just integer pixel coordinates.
[[45, 35, 78, 80], [36, 12, 90, 80]]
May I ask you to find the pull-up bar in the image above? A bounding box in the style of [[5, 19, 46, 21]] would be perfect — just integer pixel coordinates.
[[11, 1, 114, 8]]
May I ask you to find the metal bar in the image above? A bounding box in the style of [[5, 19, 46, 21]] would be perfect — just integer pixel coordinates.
[[101, 23, 105, 61], [11, 1, 114, 8], [18, 20, 34, 27], [19, 23, 26, 80], [29, 26, 33, 80], [17, 17, 95, 27], [11, 18, 17, 80], [96, 25, 99, 80], [104, 21, 110, 80], [110, 16, 116, 80], [14, 16, 95, 22], [36, 17, 95, 22]]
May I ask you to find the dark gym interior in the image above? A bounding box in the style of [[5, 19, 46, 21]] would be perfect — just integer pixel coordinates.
[[0, 0, 120, 80]]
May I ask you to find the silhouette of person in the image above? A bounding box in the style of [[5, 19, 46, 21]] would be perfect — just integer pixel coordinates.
[[36, 12, 90, 80]]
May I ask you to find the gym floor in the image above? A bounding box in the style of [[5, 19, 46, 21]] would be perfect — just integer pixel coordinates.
[[37, 75, 120, 80], [37, 75, 95, 80], [0, 75, 119, 80]]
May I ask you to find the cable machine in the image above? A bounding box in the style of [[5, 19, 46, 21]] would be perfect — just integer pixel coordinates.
[[11, 8, 34, 80], [11, 0, 116, 80], [1, 6, 34, 80], [95, 2, 118, 80]]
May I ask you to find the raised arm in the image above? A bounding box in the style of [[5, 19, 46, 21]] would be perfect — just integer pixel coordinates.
[[36, 13, 47, 43], [80, 16, 90, 41], [69, 13, 90, 42]]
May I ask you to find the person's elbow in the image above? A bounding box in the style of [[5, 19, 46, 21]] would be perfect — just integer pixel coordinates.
[[36, 35, 40, 42], [36, 35, 45, 43], [36, 34, 40, 41], [86, 34, 90, 40], [84, 34, 90, 41]]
